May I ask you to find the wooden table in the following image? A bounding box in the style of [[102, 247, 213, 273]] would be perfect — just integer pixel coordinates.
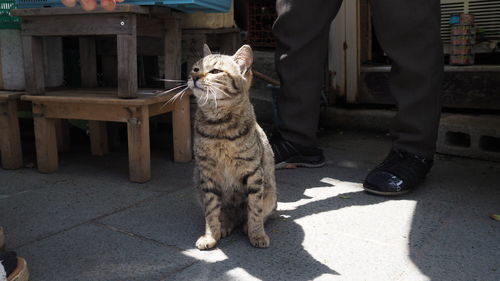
[[21, 89, 192, 183], [0, 92, 24, 169], [12, 5, 182, 99]]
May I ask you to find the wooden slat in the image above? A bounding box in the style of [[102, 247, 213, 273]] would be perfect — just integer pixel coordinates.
[[21, 90, 177, 106], [55, 119, 71, 153], [21, 14, 135, 36], [12, 5, 149, 17], [0, 100, 23, 169], [79, 37, 98, 88], [117, 32, 138, 98], [41, 103, 130, 122], [164, 17, 182, 88], [0, 92, 25, 100], [32, 103, 58, 173], [137, 15, 164, 37], [172, 93, 192, 163], [22, 36, 45, 95], [183, 28, 240, 34], [89, 121, 109, 156], [127, 106, 150, 183]]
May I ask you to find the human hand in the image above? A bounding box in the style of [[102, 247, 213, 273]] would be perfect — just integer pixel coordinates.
[[61, 0, 124, 11]]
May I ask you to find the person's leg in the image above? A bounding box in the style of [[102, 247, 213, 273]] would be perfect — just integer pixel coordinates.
[[364, 0, 443, 195], [273, 0, 343, 146], [272, 0, 343, 168], [371, 0, 444, 158]]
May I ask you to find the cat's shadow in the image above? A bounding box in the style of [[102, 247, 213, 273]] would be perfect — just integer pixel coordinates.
[[176, 168, 393, 281]]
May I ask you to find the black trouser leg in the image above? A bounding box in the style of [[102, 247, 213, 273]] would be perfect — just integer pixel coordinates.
[[273, 0, 343, 147], [371, 0, 444, 158]]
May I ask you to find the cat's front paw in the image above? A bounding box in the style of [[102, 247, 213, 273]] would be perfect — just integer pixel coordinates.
[[249, 233, 270, 248], [196, 235, 218, 250]]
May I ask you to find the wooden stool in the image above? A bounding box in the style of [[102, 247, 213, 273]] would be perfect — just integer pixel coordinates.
[[12, 5, 183, 98], [0, 92, 24, 169], [21, 89, 191, 183]]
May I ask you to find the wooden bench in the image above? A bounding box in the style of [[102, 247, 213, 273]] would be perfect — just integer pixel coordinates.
[[12, 5, 183, 98], [0, 92, 24, 169], [21, 89, 191, 183], [12, 5, 192, 182]]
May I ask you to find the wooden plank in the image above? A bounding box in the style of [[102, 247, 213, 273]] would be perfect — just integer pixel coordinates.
[[0, 92, 25, 100], [21, 14, 135, 36], [12, 5, 149, 17], [117, 32, 138, 98], [359, 0, 372, 63], [79, 37, 98, 88], [137, 15, 164, 37], [148, 101, 174, 117], [89, 121, 109, 156], [172, 93, 192, 163], [0, 100, 23, 169], [164, 17, 182, 88], [55, 119, 71, 153], [22, 36, 45, 95], [41, 103, 130, 122], [183, 28, 240, 34], [345, 0, 359, 103], [32, 103, 58, 173], [21, 90, 177, 106], [127, 106, 150, 183]]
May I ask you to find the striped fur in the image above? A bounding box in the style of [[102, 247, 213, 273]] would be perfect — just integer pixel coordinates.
[[190, 45, 277, 249]]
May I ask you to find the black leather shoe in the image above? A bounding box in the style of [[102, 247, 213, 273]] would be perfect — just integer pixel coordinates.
[[363, 150, 433, 196]]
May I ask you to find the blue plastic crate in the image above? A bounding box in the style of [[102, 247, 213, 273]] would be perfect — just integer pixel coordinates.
[[16, 0, 231, 13], [1, 0, 21, 29]]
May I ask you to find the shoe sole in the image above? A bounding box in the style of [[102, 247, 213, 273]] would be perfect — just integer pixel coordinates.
[[275, 161, 326, 169], [363, 184, 411, 196], [7, 257, 30, 281]]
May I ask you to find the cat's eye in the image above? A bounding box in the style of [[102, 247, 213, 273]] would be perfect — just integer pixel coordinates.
[[209, 69, 222, 74]]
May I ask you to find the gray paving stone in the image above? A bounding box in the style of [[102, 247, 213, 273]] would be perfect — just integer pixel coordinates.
[[16, 223, 194, 281], [98, 188, 208, 251], [0, 175, 159, 248]]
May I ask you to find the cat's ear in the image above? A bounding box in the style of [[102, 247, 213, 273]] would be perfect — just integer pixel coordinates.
[[203, 44, 212, 57], [232, 45, 253, 74]]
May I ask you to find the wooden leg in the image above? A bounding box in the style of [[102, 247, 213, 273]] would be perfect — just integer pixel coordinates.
[[79, 37, 98, 88], [127, 106, 150, 183], [55, 119, 71, 153], [89, 120, 109, 156], [173, 94, 192, 162], [0, 100, 23, 169], [117, 33, 138, 98], [33, 104, 58, 173], [164, 17, 182, 88], [22, 36, 45, 94]]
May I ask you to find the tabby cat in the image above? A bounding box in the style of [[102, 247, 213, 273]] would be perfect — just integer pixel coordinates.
[[187, 44, 277, 249]]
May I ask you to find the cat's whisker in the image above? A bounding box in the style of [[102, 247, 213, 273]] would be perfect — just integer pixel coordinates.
[[155, 78, 187, 83], [156, 84, 188, 96], [161, 86, 190, 108]]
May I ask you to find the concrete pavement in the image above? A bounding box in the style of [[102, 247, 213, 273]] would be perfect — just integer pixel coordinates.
[[1, 129, 499, 281]]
